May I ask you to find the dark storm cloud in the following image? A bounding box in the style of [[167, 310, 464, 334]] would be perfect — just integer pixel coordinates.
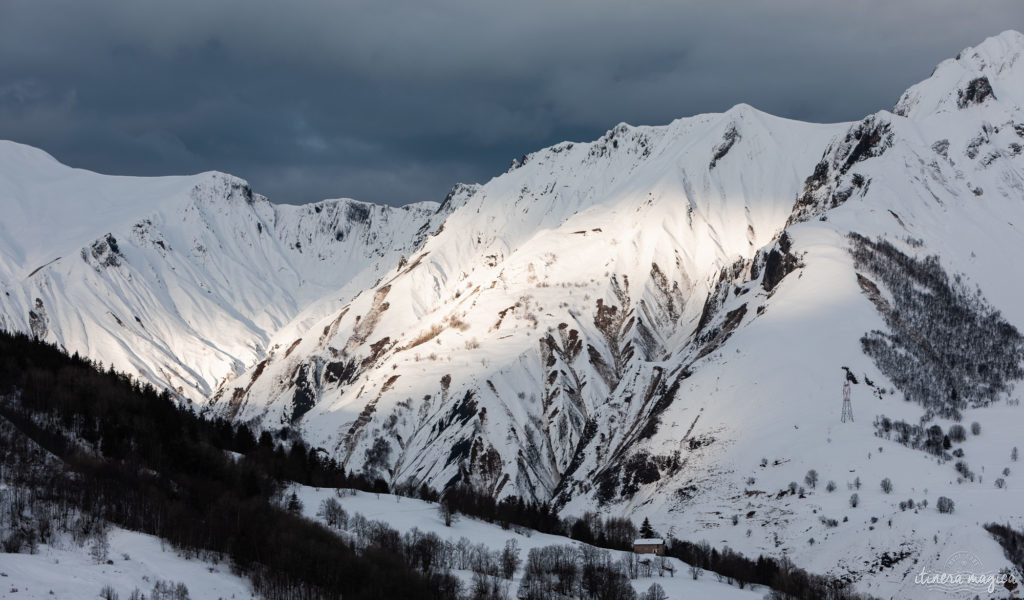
[[1, 0, 1021, 205]]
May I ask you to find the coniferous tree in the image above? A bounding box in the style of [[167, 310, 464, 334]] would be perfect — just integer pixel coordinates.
[[639, 517, 657, 538]]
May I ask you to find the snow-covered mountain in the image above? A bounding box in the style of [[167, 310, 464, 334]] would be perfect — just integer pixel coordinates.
[[0, 142, 440, 400], [3, 29, 1024, 599], [217, 102, 842, 478], [211, 30, 1024, 598]]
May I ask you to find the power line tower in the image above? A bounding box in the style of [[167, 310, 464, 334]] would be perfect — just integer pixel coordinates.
[[841, 380, 854, 423]]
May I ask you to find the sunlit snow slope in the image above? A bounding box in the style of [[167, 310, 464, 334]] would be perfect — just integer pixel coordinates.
[[220, 102, 845, 482], [0, 144, 438, 400], [218, 31, 1024, 598]]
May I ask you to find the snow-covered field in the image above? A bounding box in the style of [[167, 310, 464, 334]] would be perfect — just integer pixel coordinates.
[[290, 485, 764, 599], [0, 527, 252, 600]]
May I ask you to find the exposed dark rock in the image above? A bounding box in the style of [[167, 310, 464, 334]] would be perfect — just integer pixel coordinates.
[[761, 233, 801, 292], [791, 116, 892, 223], [841, 118, 893, 173], [710, 124, 741, 169], [88, 234, 123, 268], [619, 451, 662, 498], [28, 298, 48, 340], [434, 390, 478, 434], [346, 202, 371, 224], [957, 76, 996, 109], [513, 154, 531, 170], [289, 362, 318, 423], [324, 359, 358, 385], [696, 258, 746, 336], [931, 139, 950, 157]]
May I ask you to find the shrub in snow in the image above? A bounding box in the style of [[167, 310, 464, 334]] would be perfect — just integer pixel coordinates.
[[955, 460, 975, 482], [90, 529, 110, 563], [150, 580, 190, 600], [319, 497, 348, 529], [948, 424, 967, 442], [641, 583, 668, 600], [438, 499, 457, 526], [937, 496, 955, 514], [500, 539, 521, 580]]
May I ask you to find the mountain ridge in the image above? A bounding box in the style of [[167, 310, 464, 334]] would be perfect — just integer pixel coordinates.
[[2, 30, 1024, 598], [211, 30, 1024, 598], [0, 148, 442, 399]]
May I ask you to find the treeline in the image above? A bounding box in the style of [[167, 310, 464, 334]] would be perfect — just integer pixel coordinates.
[[519, 544, 635, 600], [414, 485, 872, 598], [319, 495, 515, 598], [666, 539, 873, 600], [423, 483, 638, 551], [985, 522, 1024, 573], [0, 330, 457, 599], [320, 496, 663, 600], [873, 417, 953, 459]]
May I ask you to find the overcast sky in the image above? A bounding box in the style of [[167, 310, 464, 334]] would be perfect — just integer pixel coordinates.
[[1, 1, 1021, 206]]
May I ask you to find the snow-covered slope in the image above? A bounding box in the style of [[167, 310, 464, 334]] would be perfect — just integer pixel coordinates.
[[0, 143, 438, 400], [217, 31, 1024, 598], [290, 485, 764, 600], [0, 526, 252, 600], [5, 29, 1024, 599], [217, 101, 843, 477]]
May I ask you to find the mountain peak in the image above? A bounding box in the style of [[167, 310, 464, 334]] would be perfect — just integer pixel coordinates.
[[894, 30, 1024, 118], [0, 139, 64, 168], [956, 29, 1024, 67]]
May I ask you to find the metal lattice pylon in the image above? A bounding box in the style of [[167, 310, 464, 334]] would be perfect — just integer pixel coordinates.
[[841, 380, 854, 423]]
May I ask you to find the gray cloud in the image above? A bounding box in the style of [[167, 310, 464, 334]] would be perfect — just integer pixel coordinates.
[[1, 0, 1021, 205]]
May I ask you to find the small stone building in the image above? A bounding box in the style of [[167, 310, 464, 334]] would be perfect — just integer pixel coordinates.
[[632, 538, 665, 555]]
